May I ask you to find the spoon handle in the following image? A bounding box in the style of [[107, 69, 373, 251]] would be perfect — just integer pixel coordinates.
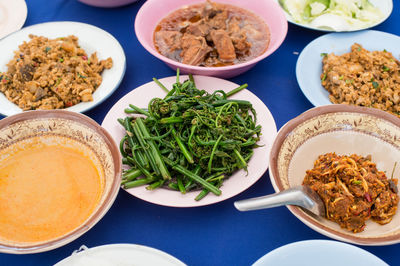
[[234, 187, 308, 211]]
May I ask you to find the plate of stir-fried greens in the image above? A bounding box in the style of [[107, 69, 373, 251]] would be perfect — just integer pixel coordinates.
[[102, 72, 277, 207]]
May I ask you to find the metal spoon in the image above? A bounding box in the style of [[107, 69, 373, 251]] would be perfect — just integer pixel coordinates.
[[234, 186, 325, 217]]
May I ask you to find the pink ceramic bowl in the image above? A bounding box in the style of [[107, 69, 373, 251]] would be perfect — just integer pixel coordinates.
[[135, 0, 288, 78], [78, 0, 138, 8]]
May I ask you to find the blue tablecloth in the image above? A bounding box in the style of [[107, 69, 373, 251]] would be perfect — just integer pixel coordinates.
[[1, 0, 400, 265]]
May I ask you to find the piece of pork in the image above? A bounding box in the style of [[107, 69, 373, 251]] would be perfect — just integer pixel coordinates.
[[208, 10, 228, 30], [210, 30, 236, 62], [155, 31, 182, 56], [181, 34, 212, 66], [186, 19, 211, 37], [228, 17, 251, 54]]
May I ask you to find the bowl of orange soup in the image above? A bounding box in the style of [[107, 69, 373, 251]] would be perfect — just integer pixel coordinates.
[[0, 110, 122, 253]]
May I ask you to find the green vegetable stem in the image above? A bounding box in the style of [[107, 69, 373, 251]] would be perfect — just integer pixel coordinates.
[[118, 71, 261, 200]]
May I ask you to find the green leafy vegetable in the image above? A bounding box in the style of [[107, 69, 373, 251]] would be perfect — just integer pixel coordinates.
[[118, 71, 261, 200]]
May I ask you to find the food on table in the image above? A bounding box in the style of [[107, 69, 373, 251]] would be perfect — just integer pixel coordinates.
[[0, 135, 104, 244], [119, 72, 261, 201], [303, 153, 399, 233], [279, 0, 384, 31], [154, 0, 270, 67], [321, 43, 400, 117], [0, 34, 113, 110]]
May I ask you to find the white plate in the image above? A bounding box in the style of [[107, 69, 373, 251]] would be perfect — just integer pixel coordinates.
[[274, 0, 392, 32], [253, 240, 388, 266], [102, 75, 277, 207], [54, 244, 186, 266], [0, 21, 126, 116], [296, 30, 400, 107], [0, 0, 27, 39]]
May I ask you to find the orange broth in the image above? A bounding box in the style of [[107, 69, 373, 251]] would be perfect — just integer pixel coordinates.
[[0, 136, 103, 244]]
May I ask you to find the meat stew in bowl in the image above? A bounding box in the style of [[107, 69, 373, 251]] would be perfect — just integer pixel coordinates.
[[154, 0, 270, 67]]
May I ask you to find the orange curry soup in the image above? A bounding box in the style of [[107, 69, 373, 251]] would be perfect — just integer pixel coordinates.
[[0, 136, 104, 245]]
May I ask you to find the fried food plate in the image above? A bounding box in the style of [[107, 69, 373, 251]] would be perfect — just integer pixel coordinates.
[[296, 30, 400, 108], [0, 21, 126, 117], [102, 75, 277, 207]]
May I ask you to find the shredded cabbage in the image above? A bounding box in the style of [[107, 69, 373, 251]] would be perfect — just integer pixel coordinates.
[[279, 0, 384, 31]]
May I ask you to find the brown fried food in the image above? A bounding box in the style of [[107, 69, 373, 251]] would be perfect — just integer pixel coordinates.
[[321, 43, 400, 117], [303, 153, 399, 233], [0, 35, 113, 110]]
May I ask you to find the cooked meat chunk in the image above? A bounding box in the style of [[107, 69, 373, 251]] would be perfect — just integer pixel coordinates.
[[19, 64, 34, 82], [181, 34, 212, 66], [241, 24, 264, 41], [208, 10, 228, 30], [201, 0, 219, 19], [228, 17, 251, 55], [155, 31, 182, 55], [210, 30, 236, 62], [186, 20, 211, 37]]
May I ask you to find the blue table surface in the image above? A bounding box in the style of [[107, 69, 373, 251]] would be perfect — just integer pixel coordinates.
[[1, 1, 400, 265]]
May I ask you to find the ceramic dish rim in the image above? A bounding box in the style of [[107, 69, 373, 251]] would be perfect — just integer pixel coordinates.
[[134, 0, 288, 71], [102, 75, 277, 207], [295, 29, 400, 108], [269, 104, 400, 246], [0, 110, 122, 254], [273, 0, 393, 32], [0, 21, 126, 117]]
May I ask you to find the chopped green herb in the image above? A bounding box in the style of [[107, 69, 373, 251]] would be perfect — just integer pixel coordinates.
[[44, 47, 51, 53], [78, 73, 87, 79], [339, 75, 344, 80], [320, 53, 328, 57], [370, 78, 374, 82], [321, 73, 327, 82], [383, 49, 387, 52], [345, 79, 353, 84], [372, 81, 379, 88], [383, 66, 390, 72], [55, 77, 62, 86], [59, 58, 64, 63], [353, 180, 362, 185], [357, 47, 361, 51]]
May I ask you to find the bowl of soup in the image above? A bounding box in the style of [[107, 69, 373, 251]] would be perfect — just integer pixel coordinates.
[[135, 0, 288, 78], [0, 110, 122, 253]]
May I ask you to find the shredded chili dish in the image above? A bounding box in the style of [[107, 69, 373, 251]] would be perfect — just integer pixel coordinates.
[[0, 35, 113, 110], [303, 153, 399, 233], [321, 43, 400, 118]]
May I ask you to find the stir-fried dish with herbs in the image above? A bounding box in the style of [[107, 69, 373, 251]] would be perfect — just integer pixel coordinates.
[[154, 0, 270, 67], [118, 71, 261, 201], [303, 153, 399, 233], [0, 35, 113, 110], [321, 43, 400, 118]]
